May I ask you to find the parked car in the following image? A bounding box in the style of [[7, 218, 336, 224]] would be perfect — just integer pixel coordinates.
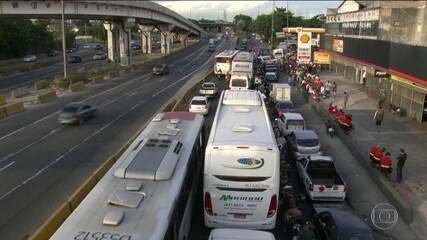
[[199, 82, 218, 97], [208, 228, 275, 240], [67, 55, 82, 63], [66, 47, 77, 53], [47, 50, 60, 57], [275, 100, 295, 114], [131, 44, 141, 50], [276, 112, 305, 135], [288, 130, 322, 158], [94, 44, 103, 50], [297, 156, 346, 201], [152, 64, 169, 75], [313, 208, 375, 239], [58, 103, 97, 125], [93, 52, 107, 60], [189, 96, 209, 115], [23, 54, 37, 62]]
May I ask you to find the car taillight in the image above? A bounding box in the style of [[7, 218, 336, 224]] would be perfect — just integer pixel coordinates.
[[204, 192, 213, 216], [267, 194, 277, 218], [309, 183, 313, 191]]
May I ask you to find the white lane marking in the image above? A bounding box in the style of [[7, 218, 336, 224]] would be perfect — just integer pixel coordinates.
[[0, 73, 152, 142], [0, 97, 149, 201], [0, 126, 64, 164], [0, 161, 15, 172]]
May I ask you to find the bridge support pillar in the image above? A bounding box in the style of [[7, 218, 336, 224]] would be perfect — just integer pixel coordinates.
[[103, 22, 120, 63], [158, 25, 174, 54], [138, 25, 153, 54], [179, 33, 189, 47], [118, 18, 135, 66]]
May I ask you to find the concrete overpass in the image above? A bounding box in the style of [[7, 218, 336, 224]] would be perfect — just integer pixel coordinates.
[[198, 20, 233, 33], [0, 0, 205, 65]]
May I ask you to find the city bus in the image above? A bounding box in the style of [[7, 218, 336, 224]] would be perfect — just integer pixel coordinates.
[[214, 50, 238, 80], [203, 90, 280, 229], [51, 111, 206, 240]]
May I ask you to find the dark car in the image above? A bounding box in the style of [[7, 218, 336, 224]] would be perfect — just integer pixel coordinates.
[[94, 44, 103, 50], [313, 208, 375, 240], [131, 44, 141, 50], [58, 103, 97, 125], [152, 64, 169, 75], [275, 100, 295, 114], [47, 50, 60, 57], [67, 55, 82, 63], [66, 47, 77, 53]]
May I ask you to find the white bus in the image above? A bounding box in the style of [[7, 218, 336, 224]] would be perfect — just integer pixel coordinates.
[[214, 50, 238, 80], [52, 111, 206, 240], [230, 52, 254, 90], [204, 90, 280, 230]]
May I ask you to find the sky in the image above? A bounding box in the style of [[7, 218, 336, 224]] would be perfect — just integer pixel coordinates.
[[157, 1, 341, 21]]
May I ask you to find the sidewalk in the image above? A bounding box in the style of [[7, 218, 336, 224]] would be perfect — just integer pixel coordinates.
[[319, 71, 427, 237]]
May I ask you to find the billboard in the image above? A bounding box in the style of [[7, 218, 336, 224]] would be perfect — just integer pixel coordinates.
[[314, 52, 331, 64], [332, 39, 344, 53], [297, 32, 312, 64]]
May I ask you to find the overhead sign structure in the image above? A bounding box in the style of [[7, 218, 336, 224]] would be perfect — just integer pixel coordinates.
[[314, 52, 331, 64], [297, 32, 312, 64]]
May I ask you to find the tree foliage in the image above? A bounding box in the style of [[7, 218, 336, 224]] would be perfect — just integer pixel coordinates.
[[233, 14, 253, 32]]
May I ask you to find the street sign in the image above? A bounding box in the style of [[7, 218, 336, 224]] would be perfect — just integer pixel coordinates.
[[297, 32, 312, 64]]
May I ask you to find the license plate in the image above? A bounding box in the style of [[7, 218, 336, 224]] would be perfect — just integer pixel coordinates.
[[233, 214, 246, 219]]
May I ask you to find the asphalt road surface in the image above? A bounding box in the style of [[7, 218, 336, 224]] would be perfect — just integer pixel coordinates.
[[0, 37, 235, 239]]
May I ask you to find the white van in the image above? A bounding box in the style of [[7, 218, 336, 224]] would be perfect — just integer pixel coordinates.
[[204, 90, 280, 230], [276, 112, 305, 135], [208, 228, 275, 240]]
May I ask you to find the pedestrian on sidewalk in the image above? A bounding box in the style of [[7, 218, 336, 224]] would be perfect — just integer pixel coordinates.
[[332, 81, 337, 99], [343, 91, 349, 109], [373, 106, 385, 131], [396, 148, 407, 183]]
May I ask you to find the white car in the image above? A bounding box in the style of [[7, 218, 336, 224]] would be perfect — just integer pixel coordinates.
[[23, 54, 37, 62], [189, 96, 209, 115], [199, 82, 218, 97]]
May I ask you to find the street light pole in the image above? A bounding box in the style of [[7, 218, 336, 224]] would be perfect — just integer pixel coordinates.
[[271, 0, 275, 48], [286, 0, 289, 43], [61, 0, 68, 80]]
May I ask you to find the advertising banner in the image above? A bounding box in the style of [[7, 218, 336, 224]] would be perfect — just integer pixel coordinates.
[[314, 52, 331, 64], [332, 39, 344, 53], [297, 32, 312, 64]]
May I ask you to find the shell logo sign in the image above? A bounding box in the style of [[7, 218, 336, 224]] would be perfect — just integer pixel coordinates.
[[300, 34, 311, 44]]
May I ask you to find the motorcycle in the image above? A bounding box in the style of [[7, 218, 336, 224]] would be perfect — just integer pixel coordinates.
[[325, 120, 335, 137]]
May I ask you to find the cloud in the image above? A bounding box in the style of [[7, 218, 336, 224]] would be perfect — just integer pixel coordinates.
[[156, 1, 341, 20]]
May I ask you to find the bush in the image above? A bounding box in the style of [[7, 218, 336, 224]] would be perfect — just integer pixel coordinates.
[[34, 79, 52, 90], [67, 73, 88, 84]]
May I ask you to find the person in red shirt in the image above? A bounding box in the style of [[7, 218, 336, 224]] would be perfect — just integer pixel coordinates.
[[370, 145, 381, 167], [380, 152, 393, 177], [373, 147, 385, 166], [328, 102, 337, 114]]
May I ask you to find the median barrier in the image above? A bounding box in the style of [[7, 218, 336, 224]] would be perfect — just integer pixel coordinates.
[[34, 79, 52, 90], [0, 95, 6, 105], [37, 90, 57, 104], [104, 70, 120, 80], [68, 174, 98, 210], [11, 86, 30, 98], [4, 102, 25, 116], [30, 202, 73, 240], [0, 106, 7, 119], [69, 81, 85, 92], [307, 95, 414, 224]]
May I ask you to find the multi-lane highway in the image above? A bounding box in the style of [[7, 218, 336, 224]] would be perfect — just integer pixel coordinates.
[[0, 37, 235, 239]]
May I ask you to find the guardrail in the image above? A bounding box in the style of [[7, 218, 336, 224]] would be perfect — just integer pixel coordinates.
[[30, 68, 213, 240]]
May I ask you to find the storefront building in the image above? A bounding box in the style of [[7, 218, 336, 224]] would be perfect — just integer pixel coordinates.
[[321, 0, 427, 122]]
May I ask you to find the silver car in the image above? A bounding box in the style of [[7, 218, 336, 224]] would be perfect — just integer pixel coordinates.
[[288, 130, 322, 158], [58, 103, 97, 125], [93, 52, 107, 60]]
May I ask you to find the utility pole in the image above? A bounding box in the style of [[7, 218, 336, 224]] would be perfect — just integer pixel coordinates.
[[286, 0, 289, 43], [270, 0, 275, 48], [61, 0, 67, 80]]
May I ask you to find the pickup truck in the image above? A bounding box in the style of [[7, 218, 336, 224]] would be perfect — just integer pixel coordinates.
[[199, 82, 218, 97], [296, 155, 346, 202]]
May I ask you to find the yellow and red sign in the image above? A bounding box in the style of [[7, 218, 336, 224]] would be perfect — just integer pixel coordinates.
[[314, 52, 331, 64], [297, 32, 312, 64]]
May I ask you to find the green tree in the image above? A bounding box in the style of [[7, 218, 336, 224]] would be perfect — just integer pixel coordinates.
[[233, 14, 252, 32]]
